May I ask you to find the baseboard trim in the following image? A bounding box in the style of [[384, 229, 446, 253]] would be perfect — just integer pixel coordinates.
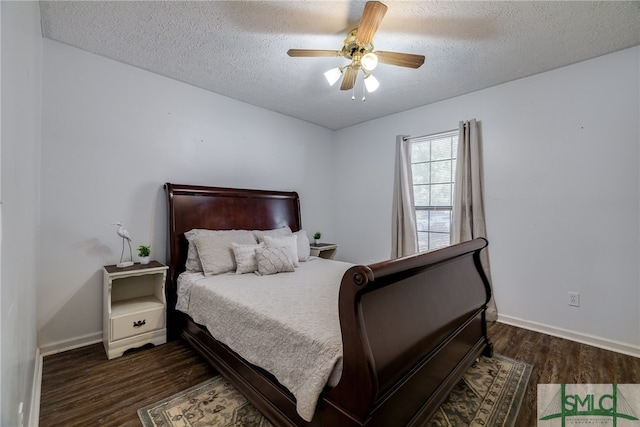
[[28, 348, 42, 427], [39, 332, 103, 357], [497, 314, 640, 358]]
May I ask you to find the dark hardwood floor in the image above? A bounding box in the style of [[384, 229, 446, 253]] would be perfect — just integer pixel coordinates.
[[39, 323, 640, 426], [488, 322, 640, 426], [39, 340, 216, 427]]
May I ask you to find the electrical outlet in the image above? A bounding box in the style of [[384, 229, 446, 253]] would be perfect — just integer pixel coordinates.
[[568, 292, 580, 307]]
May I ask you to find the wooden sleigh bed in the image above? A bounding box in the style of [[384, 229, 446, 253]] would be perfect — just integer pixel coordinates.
[[164, 183, 493, 427]]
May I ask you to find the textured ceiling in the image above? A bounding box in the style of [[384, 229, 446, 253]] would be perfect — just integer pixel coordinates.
[[40, 1, 640, 130]]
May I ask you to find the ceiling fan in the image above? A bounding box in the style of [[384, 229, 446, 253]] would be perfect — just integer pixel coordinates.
[[287, 1, 425, 97]]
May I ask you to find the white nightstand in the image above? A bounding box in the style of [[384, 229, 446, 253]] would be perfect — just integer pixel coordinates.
[[103, 261, 168, 359], [310, 243, 338, 260]]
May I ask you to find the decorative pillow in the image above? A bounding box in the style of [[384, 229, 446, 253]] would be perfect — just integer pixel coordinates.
[[255, 246, 295, 275], [254, 226, 293, 243], [294, 229, 311, 262], [263, 234, 299, 267], [192, 230, 257, 276], [232, 242, 264, 275]]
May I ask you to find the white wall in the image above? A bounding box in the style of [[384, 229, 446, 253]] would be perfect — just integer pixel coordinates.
[[333, 47, 640, 352], [39, 40, 336, 352], [1, 1, 42, 425]]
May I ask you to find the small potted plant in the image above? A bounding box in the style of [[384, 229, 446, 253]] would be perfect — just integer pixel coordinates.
[[138, 245, 151, 264], [313, 232, 322, 245]]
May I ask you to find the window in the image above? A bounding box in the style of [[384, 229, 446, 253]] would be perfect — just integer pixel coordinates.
[[410, 130, 458, 252]]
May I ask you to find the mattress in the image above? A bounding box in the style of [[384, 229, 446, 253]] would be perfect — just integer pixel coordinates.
[[176, 257, 354, 421]]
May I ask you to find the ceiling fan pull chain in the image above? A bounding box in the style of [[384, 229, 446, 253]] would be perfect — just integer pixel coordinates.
[[362, 79, 367, 101], [351, 85, 356, 101]]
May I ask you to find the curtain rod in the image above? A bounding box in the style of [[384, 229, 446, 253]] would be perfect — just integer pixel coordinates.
[[403, 128, 458, 141]]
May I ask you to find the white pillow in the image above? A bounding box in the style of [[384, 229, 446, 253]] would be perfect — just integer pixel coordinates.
[[255, 246, 295, 275], [184, 229, 205, 272], [254, 226, 293, 243], [192, 230, 257, 276], [263, 234, 299, 267], [232, 242, 264, 275], [293, 229, 311, 262]]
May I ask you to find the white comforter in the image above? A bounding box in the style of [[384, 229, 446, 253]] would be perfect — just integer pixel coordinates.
[[178, 258, 353, 421]]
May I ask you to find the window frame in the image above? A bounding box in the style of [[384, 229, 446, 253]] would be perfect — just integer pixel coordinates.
[[409, 130, 459, 252]]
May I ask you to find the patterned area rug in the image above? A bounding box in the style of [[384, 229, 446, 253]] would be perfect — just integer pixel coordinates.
[[427, 354, 531, 427], [138, 354, 531, 427]]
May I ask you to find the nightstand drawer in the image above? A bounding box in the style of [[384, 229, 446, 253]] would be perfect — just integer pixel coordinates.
[[111, 307, 164, 341]]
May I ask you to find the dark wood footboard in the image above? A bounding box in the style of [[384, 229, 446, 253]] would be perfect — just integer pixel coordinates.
[[326, 238, 492, 426], [165, 183, 492, 427]]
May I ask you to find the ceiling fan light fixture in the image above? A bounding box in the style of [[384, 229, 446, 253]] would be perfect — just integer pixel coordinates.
[[288, 1, 424, 98], [324, 67, 343, 86], [361, 52, 378, 71], [364, 73, 380, 93]]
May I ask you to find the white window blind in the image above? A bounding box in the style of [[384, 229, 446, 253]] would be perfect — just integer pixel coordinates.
[[409, 130, 459, 252]]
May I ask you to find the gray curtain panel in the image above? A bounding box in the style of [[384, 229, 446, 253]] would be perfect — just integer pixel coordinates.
[[391, 135, 418, 258], [452, 119, 498, 321]]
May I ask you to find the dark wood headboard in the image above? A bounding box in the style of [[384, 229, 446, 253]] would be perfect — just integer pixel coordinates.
[[163, 183, 301, 317]]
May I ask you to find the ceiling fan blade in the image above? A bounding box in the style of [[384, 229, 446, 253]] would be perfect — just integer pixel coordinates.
[[356, 1, 388, 45], [340, 67, 358, 91], [287, 49, 340, 58], [376, 51, 425, 69]]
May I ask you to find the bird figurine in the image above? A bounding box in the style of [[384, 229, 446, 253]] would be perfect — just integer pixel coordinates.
[[113, 221, 134, 267]]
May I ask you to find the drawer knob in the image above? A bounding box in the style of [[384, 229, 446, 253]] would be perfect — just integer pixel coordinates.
[[133, 319, 146, 328]]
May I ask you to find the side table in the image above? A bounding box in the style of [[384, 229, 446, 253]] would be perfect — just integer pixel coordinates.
[[310, 243, 338, 260], [103, 261, 168, 359]]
